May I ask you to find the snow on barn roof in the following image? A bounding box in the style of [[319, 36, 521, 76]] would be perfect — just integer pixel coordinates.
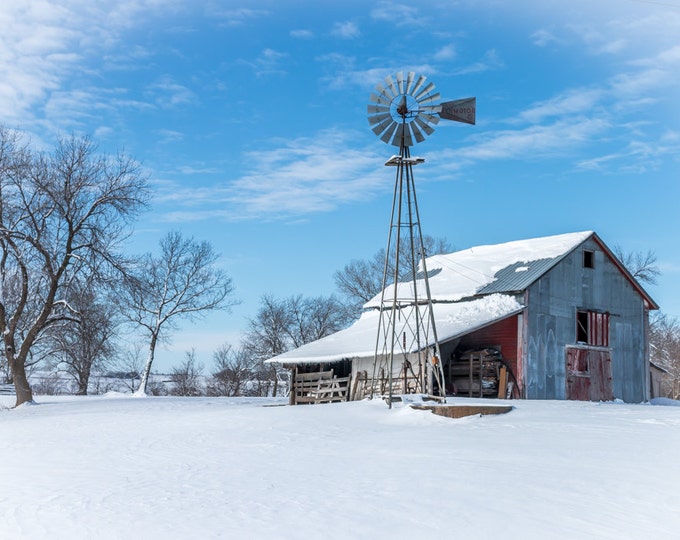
[[268, 231, 593, 365], [364, 231, 593, 307]]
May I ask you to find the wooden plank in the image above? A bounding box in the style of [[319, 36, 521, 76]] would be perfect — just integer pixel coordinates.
[[498, 366, 508, 399]]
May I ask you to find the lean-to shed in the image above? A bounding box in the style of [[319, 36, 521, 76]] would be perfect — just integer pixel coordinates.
[[268, 231, 658, 404]]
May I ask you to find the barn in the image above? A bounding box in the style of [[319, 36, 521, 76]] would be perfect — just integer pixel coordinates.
[[268, 231, 658, 404]]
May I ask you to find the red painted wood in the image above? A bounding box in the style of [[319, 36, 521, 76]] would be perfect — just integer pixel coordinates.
[[566, 347, 613, 401], [458, 315, 519, 387]]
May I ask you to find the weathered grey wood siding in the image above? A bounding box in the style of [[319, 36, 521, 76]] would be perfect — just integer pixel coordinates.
[[524, 237, 649, 402]]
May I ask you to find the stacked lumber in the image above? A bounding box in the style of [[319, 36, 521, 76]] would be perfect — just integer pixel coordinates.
[[449, 348, 503, 398]]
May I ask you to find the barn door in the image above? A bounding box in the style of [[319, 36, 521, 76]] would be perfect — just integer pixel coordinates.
[[566, 348, 613, 401]]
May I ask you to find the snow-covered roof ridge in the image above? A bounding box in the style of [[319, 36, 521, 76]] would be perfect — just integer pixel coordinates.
[[364, 231, 593, 308]]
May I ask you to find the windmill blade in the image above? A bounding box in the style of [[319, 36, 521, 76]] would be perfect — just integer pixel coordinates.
[[409, 120, 426, 143], [405, 72, 415, 95], [380, 121, 399, 144], [396, 71, 404, 94], [419, 112, 440, 125], [391, 123, 405, 147], [372, 117, 395, 136], [402, 124, 414, 147], [383, 74, 398, 97], [410, 74, 426, 97], [417, 92, 441, 105], [370, 92, 392, 106], [367, 104, 390, 115], [414, 116, 435, 136], [368, 112, 392, 126], [414, 81, 435, 100]]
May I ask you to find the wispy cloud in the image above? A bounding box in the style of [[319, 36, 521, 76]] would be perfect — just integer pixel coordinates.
[[0, 1, 185, 132], [155, 129, 387, 222], [370, 1, 429, 27], [452, 49, 504, 76], [240, 48, 288, 77], [208, 7, 269, 27], [518, 88, 604, 124], [155, 129, 184, 143], [331, 21, 360, 39], [290, 29, 314, 39], [433, 44, 456, 61], [146, 76, 195, 108], [531, 28, 559, 47], [441, 117, 609, 165]]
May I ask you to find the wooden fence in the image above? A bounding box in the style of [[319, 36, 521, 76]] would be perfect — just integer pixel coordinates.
[[292, 369, 351, 405]]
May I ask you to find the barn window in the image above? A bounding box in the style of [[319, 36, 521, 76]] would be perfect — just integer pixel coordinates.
[[583, 250, 594, 269], [576, 310, 609, 347]]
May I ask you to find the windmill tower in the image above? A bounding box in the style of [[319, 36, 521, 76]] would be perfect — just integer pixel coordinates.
[[366, 71, 475, 407]]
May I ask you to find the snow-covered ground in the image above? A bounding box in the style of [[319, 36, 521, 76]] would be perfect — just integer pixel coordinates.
[[1, 394, 679, 539]]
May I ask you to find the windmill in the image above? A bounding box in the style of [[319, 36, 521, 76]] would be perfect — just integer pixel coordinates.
[[367, 71, 475, 407]]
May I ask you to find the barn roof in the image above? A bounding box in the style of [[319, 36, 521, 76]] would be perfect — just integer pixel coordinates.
[[364, 231, 593, 307], [267, 230, 658, 365]]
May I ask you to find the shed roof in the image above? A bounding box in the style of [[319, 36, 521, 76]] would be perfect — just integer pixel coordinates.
[[268, 294, 522, 364]]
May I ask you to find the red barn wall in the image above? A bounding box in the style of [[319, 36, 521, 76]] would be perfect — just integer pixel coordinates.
[[457, 315, 519, 382]]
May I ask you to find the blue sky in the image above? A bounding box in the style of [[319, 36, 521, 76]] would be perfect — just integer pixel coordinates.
[[2, 0, 679, 371]]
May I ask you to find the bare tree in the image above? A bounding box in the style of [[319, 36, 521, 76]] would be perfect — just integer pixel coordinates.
[[114, 344, 145, 393], [612, 245, 661, 285], [335, 235, 452, 316], [43, 278, 119, 395], [650, 312, 680, 399], [244, 294, 350, 357], [123, 231, 237, 396], [0, 128, 148, 406], [209, 343, 258, 396], [169, 349, 204, 397], [242, 294, 351, 396]]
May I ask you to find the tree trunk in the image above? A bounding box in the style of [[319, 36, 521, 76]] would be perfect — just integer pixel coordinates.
[[135, 333, 158, 396], [10, 355, 33, 406], [271, 365, 278, 397]]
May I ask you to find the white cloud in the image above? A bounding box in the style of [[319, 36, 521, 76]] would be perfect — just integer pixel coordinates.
[[531, 28, 558, 47], [207, 7, 269, 27], [519, 88, 604, 124], [452, 49, 504, 76], [155, 129, 184, 143], [240, 48, 288, 77], [0, 0, 187, 132], [154, 129, 388, 222], [290, 29, 314, 39], [370, 1, 428, 27], [146, 76, 196, 108], [433, 45, 456, 61], [445, 117, 609, 163], [331, 21, 360, 39]]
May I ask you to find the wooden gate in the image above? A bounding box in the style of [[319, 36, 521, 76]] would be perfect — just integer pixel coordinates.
[[566, 347, 613, 401]]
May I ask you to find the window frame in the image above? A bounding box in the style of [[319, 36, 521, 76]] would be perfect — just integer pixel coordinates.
[[583, 249, 595, 269], [576, 309, 610, 347]]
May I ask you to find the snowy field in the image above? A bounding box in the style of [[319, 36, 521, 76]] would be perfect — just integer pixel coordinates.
[[1, 395, 679, 540]]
